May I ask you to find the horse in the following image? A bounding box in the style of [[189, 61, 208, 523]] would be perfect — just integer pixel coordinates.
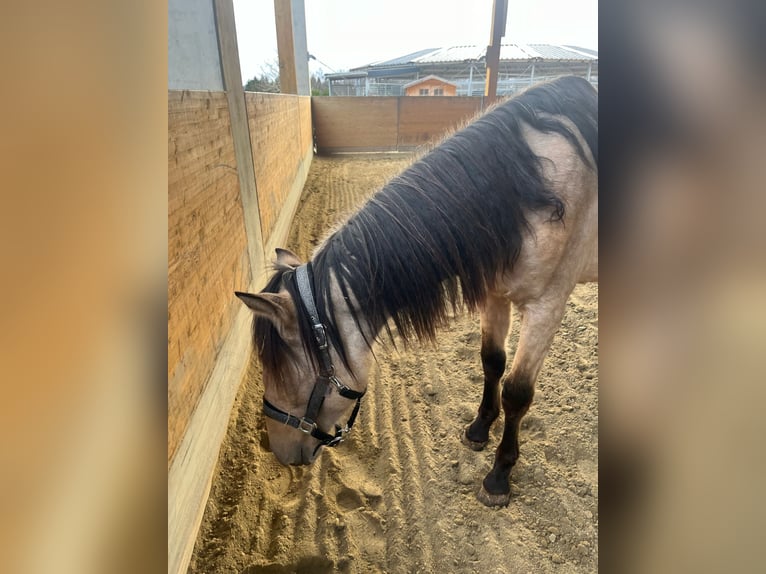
[[236, 76, 598, 507]]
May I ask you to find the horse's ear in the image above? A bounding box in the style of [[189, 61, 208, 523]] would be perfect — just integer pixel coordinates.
[[275, 248, 302, 268], [235, 291, 297, 337]]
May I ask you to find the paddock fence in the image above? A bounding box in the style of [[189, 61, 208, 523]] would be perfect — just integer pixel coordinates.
[[312, 96, 488, 153]]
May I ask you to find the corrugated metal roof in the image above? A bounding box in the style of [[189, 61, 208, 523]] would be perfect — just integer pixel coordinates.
[[563, 45, 599, 58], [367, 48, 439, 68], [498, 44, 542, 60], [528, 44, 597, 60], [412, 45, 483, 63], [358, 44, 597, 68]]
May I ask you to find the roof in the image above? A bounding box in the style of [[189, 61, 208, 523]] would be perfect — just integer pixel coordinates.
[[367, 48, 438, 67], [403, 75, 457, 89], [353, 43, 597, 70]]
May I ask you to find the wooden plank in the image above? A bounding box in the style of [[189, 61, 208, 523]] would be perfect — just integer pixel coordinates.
[[246, 93, 312, 242], [397, 97, 485, 149], [312, 97, 399, 153], [263, 144, 314, 278], [214, 0, 266, 281], [168, 90, 252, 467], [168, 306, 252, 574]]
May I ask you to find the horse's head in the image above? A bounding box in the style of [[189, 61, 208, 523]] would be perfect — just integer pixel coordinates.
[[236, 248, 370, 466]]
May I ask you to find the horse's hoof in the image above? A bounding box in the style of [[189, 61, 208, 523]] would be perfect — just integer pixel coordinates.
[[461, 427, 488, 451], [476, 485, 511, 507]]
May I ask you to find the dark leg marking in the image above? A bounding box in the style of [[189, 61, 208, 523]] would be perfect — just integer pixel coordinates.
[[477, 375, 534, 506], [475, 296, 570, 507], [463, 344, 505, 449], [463, 295, 511, 451]]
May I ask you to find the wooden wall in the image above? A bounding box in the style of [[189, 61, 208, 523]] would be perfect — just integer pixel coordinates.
[[168, 90, 312, 468], [312, 96, 486, 153], [168, 90, 252, 467], [312, 97, 399, 153], [398, 97, 484, 148], [245, 93, 312, 244]]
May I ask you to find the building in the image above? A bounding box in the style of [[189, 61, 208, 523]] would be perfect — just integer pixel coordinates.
[[327, 44, 597, 96], [403, 75, 457, 96]]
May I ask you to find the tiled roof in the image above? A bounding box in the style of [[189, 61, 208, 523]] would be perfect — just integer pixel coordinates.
[[402, 75, 458, 88]]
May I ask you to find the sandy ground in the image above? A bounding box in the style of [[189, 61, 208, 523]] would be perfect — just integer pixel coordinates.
[[189, 155, 598, 574]]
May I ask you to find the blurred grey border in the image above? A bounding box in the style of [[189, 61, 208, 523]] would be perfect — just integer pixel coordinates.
[[600, 0, 766, 572]]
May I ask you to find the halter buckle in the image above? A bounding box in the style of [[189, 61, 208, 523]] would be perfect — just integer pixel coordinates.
[[311, 324, 328, 350], [297, 418, 317, 434]]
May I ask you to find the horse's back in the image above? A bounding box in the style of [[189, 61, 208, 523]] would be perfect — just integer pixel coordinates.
[[499, 82, 598, 302]]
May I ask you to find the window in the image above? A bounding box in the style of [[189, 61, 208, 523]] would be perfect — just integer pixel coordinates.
[[434, 88, 444, 96], [419, 88, 429, 95]]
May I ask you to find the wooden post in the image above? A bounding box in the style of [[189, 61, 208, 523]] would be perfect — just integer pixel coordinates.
[[484, 0, 508, 101], [274, 0, 310, 95], [213, 0, 265, 278]]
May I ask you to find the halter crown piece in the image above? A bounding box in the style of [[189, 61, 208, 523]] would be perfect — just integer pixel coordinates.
[[262, 263, 365, 455]]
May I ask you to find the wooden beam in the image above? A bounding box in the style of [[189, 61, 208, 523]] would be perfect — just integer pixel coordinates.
[[213, 0, 266, 276], [274, 0, 310, 95], [484, 0, 508, 100]]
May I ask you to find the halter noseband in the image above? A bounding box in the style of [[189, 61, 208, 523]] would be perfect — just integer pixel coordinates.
[[262, 263, 365, 454]]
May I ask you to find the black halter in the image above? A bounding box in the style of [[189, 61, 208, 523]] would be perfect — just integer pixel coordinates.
[[262, 263, 365, 453]]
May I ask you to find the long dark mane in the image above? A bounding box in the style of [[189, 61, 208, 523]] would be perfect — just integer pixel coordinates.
[[255, 76, 597, 383]]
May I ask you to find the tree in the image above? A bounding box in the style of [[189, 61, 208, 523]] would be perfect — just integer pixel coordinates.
[[242, 58, 330, 96], [310, 70, 329, 96], [243, 59, 280, 93]]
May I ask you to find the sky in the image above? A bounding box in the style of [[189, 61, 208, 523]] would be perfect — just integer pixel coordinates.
[[233, 0, 598, 82]]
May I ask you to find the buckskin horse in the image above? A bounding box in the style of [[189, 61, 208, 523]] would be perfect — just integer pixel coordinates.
[[236, 76, 597, 506]]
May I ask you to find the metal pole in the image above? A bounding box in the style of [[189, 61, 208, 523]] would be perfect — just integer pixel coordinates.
[[468, 64, 473, 96]]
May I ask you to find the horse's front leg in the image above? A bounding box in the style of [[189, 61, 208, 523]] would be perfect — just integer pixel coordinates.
[[477, 296, 569, 507], [463, 294, 512, 450]]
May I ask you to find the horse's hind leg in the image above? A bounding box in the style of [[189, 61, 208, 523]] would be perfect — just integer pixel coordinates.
[[462, 294, 511, 450], [477, 296, 569, 507]]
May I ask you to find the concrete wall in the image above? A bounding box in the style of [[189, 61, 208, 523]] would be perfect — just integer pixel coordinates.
[[168, 0, 224, 90], [312, 96, 486, 153]]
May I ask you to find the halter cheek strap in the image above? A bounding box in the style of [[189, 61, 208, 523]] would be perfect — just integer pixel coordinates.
[[262, 263, 365, 452]]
